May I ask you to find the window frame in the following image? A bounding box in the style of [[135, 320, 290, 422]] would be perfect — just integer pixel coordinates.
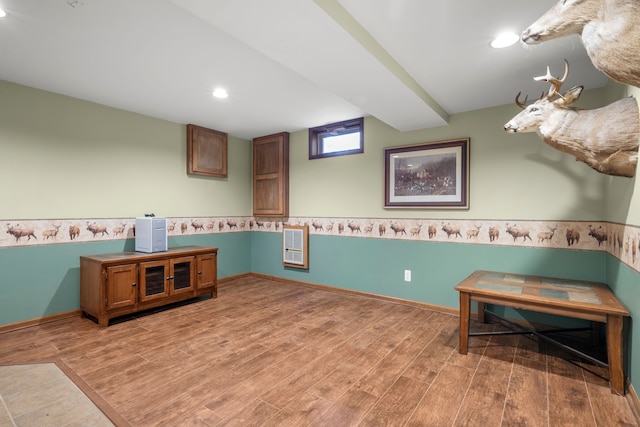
[[308, 117, 364, 160]]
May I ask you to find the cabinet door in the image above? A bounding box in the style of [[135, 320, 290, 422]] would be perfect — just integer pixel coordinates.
[[196, 253, 217, 289], [187, 124, 228, 178], [105, 264, 137, 310], [253, 132, 289, 217], [139, 260, 169, 302], [170, 256, 195, 295]]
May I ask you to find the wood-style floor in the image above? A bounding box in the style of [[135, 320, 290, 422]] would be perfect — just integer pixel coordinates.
[[0, 275, 637, 426]]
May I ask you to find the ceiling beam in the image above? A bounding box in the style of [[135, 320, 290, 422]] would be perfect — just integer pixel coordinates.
[[314, 0, 449, 123]]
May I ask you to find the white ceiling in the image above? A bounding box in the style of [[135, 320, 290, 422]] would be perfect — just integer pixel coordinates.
[[0, 0, 607, 140]]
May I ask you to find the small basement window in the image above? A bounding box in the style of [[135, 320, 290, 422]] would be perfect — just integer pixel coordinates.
[[309, 117, 364, 159]]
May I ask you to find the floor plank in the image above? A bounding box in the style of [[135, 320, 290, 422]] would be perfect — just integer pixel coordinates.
[[453, 358, 513, 426], [502, 344, 549, 426], [547, 351, 597, 426], [406, 363, 475, 426], [359, 375, 428, 427]]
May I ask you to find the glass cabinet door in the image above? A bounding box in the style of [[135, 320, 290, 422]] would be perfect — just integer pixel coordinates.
[[139, 260, 169, 302], [170, 256, 195, 295]]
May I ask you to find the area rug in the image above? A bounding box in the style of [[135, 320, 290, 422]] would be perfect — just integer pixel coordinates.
[[0, 360, 127, 426]]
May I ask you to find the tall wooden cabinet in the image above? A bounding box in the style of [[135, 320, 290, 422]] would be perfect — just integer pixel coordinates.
[[253, 132, 289, 217], [80, 246, 217, 327]]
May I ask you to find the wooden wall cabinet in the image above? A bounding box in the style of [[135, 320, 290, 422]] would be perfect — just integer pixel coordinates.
[[187, 124, 228, 178], [81, 246, 217, 327], [253, 132, 289, 217]]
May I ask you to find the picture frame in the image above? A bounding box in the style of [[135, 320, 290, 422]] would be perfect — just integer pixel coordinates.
[[384, 138, 469, 209]]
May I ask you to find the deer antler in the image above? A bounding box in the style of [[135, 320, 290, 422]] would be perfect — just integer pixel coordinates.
[[533, 59, 569, 99], [515, 92, 528, 109], [515, 91, 545, 109]]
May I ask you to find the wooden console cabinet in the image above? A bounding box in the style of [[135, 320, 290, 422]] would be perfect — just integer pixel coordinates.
[[80, 246, 218, 327]]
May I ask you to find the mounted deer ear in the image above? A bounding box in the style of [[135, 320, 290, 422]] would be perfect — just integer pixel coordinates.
[[554, 85, 583, 106]]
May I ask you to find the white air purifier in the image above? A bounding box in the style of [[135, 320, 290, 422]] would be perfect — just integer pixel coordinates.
[[135, 217, 168, 253]]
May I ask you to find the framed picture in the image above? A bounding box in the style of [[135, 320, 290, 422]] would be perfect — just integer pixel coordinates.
[[384, 138, 469, 209]]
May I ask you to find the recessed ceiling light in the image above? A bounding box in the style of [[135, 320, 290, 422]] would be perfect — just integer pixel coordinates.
[[0, 8, 7, 18], [491, 32, 519, 49], [212, 88, 228, 99]]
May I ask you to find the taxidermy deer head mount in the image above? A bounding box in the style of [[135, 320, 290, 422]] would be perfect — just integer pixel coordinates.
[[504, 60, 639, 177], [521, 0, 640, 88]]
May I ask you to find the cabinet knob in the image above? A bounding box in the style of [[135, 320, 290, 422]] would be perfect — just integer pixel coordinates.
[[198, 271, 202, 275], [132, 282, 137, 287], [166, 276, 174, 280]]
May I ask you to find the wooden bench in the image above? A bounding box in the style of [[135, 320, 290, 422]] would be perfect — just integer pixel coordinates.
[[455, 270, 630, 395]]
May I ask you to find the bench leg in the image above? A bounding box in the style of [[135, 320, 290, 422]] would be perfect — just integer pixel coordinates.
[[607, 315, 625, 395], [591, 321, 600, 346], [459, 292, 470, 355], [477, 301, 486, 323]]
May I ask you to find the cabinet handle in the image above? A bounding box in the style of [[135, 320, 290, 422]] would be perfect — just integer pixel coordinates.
[[166, 276, 174, 280]]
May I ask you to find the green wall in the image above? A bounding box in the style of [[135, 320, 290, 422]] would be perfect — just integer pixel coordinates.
[[1, 78, 638, 392], [602, 82, 640, 393], [606, 257, 639, 388], [0, 79, 252, 324], [252, 232, 606, 308]]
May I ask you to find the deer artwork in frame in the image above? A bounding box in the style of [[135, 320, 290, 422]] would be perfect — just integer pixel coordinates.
[[521, 0, 640, 88], [504, 60, 640, 177]]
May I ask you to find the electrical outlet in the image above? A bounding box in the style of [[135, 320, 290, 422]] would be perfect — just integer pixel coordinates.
[[404, 270, 411, 282]]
